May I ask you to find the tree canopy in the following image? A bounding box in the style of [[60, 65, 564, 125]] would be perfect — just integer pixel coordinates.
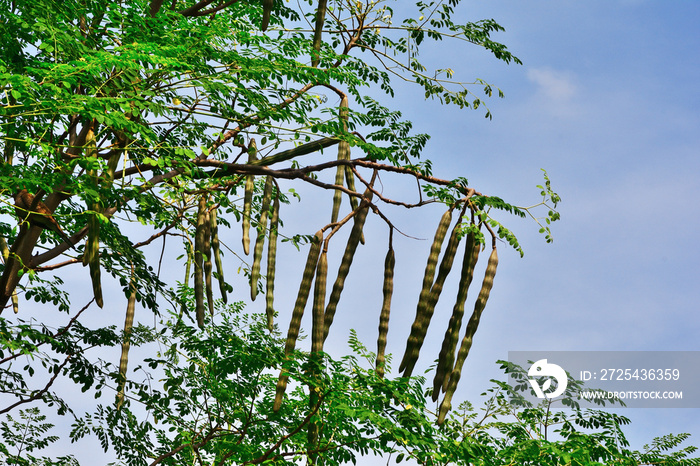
[[0, 0, 571, 462]]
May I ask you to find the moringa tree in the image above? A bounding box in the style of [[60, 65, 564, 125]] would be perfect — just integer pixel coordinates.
[[0, 0, 559, 437]]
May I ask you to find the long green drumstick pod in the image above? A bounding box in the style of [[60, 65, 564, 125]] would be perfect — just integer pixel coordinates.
[[331, 96, 349, 223], [266, 192, 280, 331], [0, 238, 18, 313], [194, 196, 208, 327], [438, 246, 498, 424], [433, 229, 481, 400], [242, 139, 257, 255], [274, 229, 323, 411], [376, 243, 395, 378], [117, 275, 137, 409], [403, 208, 465, 379], [399, 208, 453, 377], [210, 208, 227, 304], [311, 250, 328, 354], [311, 0, 328, 68], [82, 129, 103, 307], [180, 241, 193, 320], [308, 250, 328, 466], [251, 176, 273, 301], [261, 0, 273, 31], [322, 191, 373, 342], [203, 205, 214, 317], [85, 211, 103, 308]]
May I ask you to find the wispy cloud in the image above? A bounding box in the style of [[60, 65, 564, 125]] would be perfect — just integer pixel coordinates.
[[526, 67, 578, 116]]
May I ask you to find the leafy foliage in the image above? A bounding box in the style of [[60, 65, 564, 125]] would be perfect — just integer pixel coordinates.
[[3, 306, 697, 465], [0, 0, 567, 462]]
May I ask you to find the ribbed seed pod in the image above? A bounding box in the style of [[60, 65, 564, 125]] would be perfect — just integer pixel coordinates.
[[251, 176, 274, 301], [287, 231, 323, 354], [376, 245, 395, 378], [261, 0, 273, 31], [273, 230, 323, 412], [404, 213, 463, 379], [344, 166, 360, 211], [180, 241, 193, 320], [311, 0, 328, 67], [433, 230, 480, 400], [252, 136, 339, 166], [203, 205, 214, 317], [330, 160, 346, 224], [438, 247, 498, 425], [210, 208, 227, 304], [0, 238, 18, 314], [399, 208, 453, 377], [266, 192, 280, 331], [194, 196, 208, 327], [10, 291, 18, 314], [242, 139, 257, 255], [331, 96, 350, 224], [84, 210, 103, 308], [311, 250, 328, 354], [117, 279, 137, 409], [344, 166, 364, 244], [322, 191, 373, 342]]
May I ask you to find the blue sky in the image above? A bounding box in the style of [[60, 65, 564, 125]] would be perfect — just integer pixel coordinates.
[[358, 0, 700, 449]]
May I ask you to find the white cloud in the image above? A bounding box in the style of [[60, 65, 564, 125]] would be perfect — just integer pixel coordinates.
[[527, 67, 577, 101], [526, 67, 578, 116]]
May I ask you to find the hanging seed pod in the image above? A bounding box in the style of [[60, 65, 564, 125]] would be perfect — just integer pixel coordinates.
[[311, 0, 328, 67], [438, 246, 498, 425], [344, 166, 360, 211], [251, 176, 274, 301], [376, 244, 395, 378], [266, 192, 280, 331], [10, 291, 18, 314], [404, 212, 464, 378], [203, 205, 214, 317], [330, 162, 346, 224], [433, 230, 481, 400], [180, 241, 193, 320], [331, 96, 350, 224], [194, 196, 208, 327], [344, 166, 364, 244], [308, 250, 329, 466], [286, 230, 322, 352], [311, 250, 328, 354], [242, 139, 257, 255], [117, 278, 137, 409], [399, 208, 453, 377], [0, 238, 18, 314], [83, 210, 103, 308], [105, 151, 120, 181], [253, 136, 339, 166], [261, 0, 273, 31], [322, 191, 373, 342], [210, 208, 227, 304], [274, 230, 323, 412]]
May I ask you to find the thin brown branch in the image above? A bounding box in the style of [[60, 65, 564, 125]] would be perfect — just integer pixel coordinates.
[[207, 83, 316, 157], [149, 426, 223, 466], [352, 167, 434, 209], [33, 220, 182, 272], [177, 0, 216, 16], [132, 220, 181, 249], [186, 0, 239, 17], [240, 390, 328, 466], [0, 299, 94, 365], [0, 354, 72, 415]]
